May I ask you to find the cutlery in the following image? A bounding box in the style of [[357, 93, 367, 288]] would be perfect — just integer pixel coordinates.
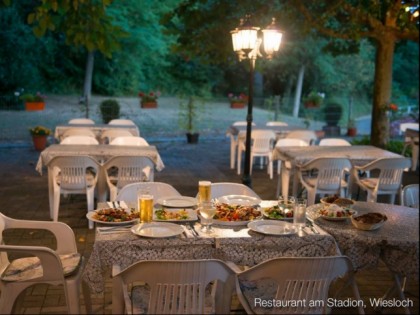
[[97, 225, 132, 232], [187, 223, 199, 237], [306, 221, 320, 234]]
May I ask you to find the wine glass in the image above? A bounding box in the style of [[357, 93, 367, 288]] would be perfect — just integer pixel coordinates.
[[199, 201, 216, 233], [278, 195, 296, 219]]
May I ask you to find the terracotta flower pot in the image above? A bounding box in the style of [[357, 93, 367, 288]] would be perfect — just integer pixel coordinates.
[[32, 135, 48, 151], [141, 101, 158, 109], [347, 127, 357, 137], [25, 102, 45, 111], [186, 133, 199, 144], [230, 102, 245, 109]]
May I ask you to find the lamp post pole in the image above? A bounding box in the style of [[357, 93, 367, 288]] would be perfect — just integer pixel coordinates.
[[242, 57, 256, 187]]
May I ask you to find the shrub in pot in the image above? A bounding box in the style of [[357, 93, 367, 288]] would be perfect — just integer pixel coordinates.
[[100, 99, 120, 123]]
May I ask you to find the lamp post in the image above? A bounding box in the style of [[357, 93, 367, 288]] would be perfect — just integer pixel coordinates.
[[231, 16, 283, 187]]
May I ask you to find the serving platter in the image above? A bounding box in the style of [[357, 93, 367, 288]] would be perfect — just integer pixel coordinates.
[[217, 195, 261, 206], [131, 222, 184, 238], [153, 208, 198, 222], [307, 203, 356, 222], [156, 196, 197, 208], [87, 208, 139, 225], [248, 220, 298, 236]]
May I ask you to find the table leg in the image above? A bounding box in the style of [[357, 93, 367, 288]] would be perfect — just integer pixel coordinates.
[[47, 167, 54, 219], [97, 166, 108, 202]]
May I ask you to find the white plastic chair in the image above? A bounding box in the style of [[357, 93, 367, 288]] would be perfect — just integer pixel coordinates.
[[400, 123, 419, 171], [235, 256, 363, 315], [233, 121, 256, 127], [298, 157, 352, 205], [68, 118, 95, 125], [104, 156, 155, 201], [0, 213, 91, 314], [319, 138, 352, 146], [274, 138, 309, 175], [61, 128, 96, 141], [116, 182, 181, 203], [112, 259, 236, 314], [400, 184, 419, 208], [108, 119, 136, 126], [352, 157, 411, 204], [210, 182, 261, 199], [265, 121, 288, 126], [60, 136, 99, 145], [110, 136, 149, 146], [229, 121, 257, 169], [48, 156, 99, 229], [237, 130, 276, 179], [100, 129, 134, 144], [286, 130, 318, 145]]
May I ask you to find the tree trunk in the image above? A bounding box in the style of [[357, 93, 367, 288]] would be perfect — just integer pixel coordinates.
[[83, 51, 95, 118], [293, 65, 305, 118], [371, 37, 396, 148]]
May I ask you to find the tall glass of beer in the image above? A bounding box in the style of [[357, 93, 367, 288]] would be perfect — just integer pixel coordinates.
[[138, 193, 153, 223], [198, 181, 211, 205]]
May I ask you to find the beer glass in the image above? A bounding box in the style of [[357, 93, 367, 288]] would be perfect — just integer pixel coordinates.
[[198, 181, 211, 205], [138, 192, 153, 223]]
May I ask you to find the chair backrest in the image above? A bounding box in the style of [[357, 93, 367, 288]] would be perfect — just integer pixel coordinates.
[[60, 136, 99, 145], [104, 156, 155, 189], [319, 138, 352, 146], [275, 138, 309, 148], [48, 156, 99, 190], [401, 184, 419, 208], [286, 130, 317, 145], [116, 182, 181, 202], [110, 136, 149, 146], [300, 157, 352, 191], [210, 182, 261, 199], [100, 129, 134, 144], [68, 118, 95, 125], [233, 121, 256, 126], [108, 119, 136, 126], [113, 259, 235, 314], [251, 130, 276, 154], [61, 128, 96, 140], [399, 122, 418, 135], [236, 256, 356, 314], [265, 121, 288, 126]]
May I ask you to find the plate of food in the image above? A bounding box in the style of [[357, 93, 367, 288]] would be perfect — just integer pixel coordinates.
[[131, 222, 184, 238], [212, 203, 262, 226], [320, 195, 355, 208], [87, 208, 139, 225], [156, 196, 198, 208], [217, 195, 261, 207], [260, 200, 293, 221], [248, 220, 298, 236], [351, 212, 387, 231], [307, 203, 356, 221], [153, 208, 198, 222]]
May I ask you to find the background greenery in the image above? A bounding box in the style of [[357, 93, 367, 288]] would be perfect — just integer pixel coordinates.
[[0, 0, 418, 125]]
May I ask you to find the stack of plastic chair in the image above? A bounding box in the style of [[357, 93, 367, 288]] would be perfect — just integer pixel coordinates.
[[116, 182, 181, 203], [112, 259, 236, 314], [48, 156, 99, 229], [68, 118, 95, 125], [110, 136, 149, 146], [0, 212, 91, 314], [352, 157, 411, 204], [60, 136, 99, 145], [104, 156, 155, 201], [235, 256, 363, 314], [297, 157, 352, 205]]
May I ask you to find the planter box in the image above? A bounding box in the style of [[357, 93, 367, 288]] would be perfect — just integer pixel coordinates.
[[25, 102, 45, 111], [230, 102, 245, 109], [32, 135, 48, 151], [141, 101, 158, 109]]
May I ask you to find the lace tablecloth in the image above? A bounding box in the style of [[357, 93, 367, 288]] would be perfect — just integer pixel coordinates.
[[54, 124, 140, 141], [83, 224, 338, 294], [307, 201, 419, 278]]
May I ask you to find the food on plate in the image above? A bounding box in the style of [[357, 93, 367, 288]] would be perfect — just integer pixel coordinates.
[[321, 195, 355, 207], [154, 208, 190, 220], [214, 203, 261, 222], [318, 204, 354, 218], [353, 212, 387, 224], [321, 195, 340, 204], [263, 205, 293, 219], [93, 208, 138, 222]]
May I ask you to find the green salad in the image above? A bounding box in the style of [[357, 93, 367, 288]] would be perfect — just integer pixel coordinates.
[[154, 209, 189, 220], [263, 205, 293, 220]]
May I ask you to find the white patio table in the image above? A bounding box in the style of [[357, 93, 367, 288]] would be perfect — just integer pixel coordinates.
[[272, 145, 403, 199], [308, 201, 419, 314], [54, 123, 140, 143], [35, 144, 165, 218]]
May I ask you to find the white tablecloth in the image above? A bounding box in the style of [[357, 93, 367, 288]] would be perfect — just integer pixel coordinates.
[[54, 124, 140, 142]]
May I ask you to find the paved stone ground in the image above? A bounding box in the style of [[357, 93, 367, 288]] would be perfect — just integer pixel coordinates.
[[0, 139, 418, 314]]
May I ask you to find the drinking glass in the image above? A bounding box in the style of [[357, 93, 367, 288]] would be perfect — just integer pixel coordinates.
[[278, 195, 296, 218], [293, 198, 307, 229], [138, 192, 153, 223], [198, 181, 211, 205], [199, 201, 216, 233]]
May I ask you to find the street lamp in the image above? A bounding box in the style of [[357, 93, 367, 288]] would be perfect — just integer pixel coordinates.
[[230, 16, 283, 187]]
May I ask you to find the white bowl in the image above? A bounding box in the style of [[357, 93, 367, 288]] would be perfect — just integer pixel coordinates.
[[351, 212, 387, 231]]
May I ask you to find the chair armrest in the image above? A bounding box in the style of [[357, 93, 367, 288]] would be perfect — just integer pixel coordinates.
[[3, 217, 77, 254]]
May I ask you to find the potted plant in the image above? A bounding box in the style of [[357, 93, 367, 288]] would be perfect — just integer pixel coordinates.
[[322, 101, 343, 136], [228, 93, 247, 109], [29, 125, 51, 151], [138, 91, 160, 108], [19, 92, 46, 111], [347, 118, 357, 137], [99, 99, 120, 123], [303, 91, 323, 108], [178, 96, 202, 144]]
